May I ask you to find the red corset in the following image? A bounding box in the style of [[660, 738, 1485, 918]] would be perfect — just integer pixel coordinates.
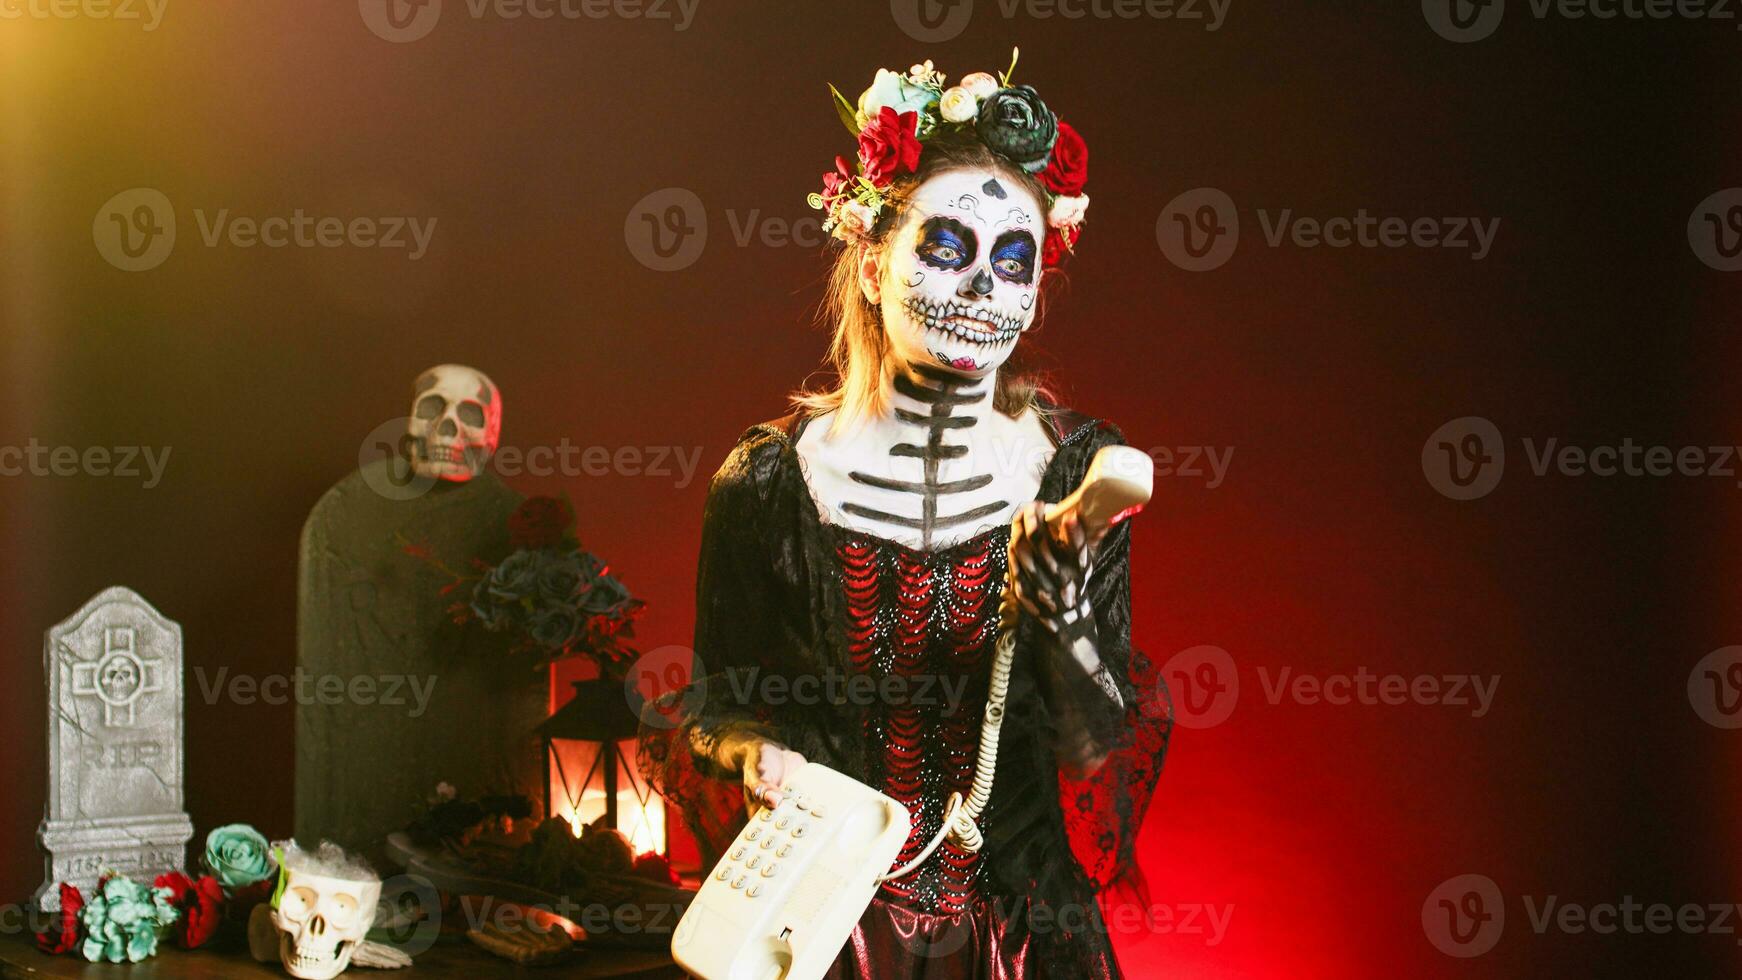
[[836, 529, 1007, 916]]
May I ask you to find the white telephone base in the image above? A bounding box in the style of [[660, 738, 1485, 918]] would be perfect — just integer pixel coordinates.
[[670, 763, 910, 980]]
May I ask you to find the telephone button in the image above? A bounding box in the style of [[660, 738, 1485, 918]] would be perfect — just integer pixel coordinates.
[[746, 855, 762, 869], [776, 844, 792, 858], [747, 885, 762, 898], [792, 823, 810, 838], [810, 805, 826, 818], [760, 864, 778, 878], [746, 827, 762, 841], [730, 875, 747, 890], [758, 809, 773, 822], [730, 846, 746, 860], [759, 838, 775, 850], [714, 866, 731, 881], [776, 816, 791, 829]]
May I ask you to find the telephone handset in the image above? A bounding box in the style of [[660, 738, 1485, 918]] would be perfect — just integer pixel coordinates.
[[671, 447, 1153, 980]]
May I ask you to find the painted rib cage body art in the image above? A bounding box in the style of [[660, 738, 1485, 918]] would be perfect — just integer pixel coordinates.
[[842, 367, 1009, 552]]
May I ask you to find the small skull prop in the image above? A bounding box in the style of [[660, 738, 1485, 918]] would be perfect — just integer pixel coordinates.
[[406, 364, 501, 482], [100, 657, 140, 700], [271, 842, 383, 980]]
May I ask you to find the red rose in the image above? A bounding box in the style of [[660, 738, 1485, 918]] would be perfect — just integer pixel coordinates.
[[857, 107, 922, 187], [34, 882, 83, 955], [155, 871, 226, 949], [509, 496, 576, 550], [1040, 120, 1088, 197]]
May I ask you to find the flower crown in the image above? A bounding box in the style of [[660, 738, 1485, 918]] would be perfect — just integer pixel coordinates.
[[806, 49, 1089, 268]]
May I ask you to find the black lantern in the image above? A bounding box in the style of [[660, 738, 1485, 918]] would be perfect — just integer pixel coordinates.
[[537, 678, 665, 854]]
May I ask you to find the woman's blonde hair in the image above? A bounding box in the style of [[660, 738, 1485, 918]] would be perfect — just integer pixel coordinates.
[[793, 137, 1058, 433]]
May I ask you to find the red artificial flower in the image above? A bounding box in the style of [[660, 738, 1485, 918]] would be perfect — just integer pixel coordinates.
[[1043, 223, 1081, 269], [633, 852, 680, 886], [34, 882, 83, 955], [1040, 119, 1088, 197], [820, 155, 856, 206], [155, 871, 226, 949], [509, 496, 576, 550], [857, 107, 922, 187]]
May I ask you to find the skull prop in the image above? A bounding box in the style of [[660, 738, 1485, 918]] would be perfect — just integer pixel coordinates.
[[270, 841, 383, 980], [406, 364, 502, 482]]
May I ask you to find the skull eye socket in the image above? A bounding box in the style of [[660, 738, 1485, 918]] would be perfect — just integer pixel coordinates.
[[279, 887, 317, 922], [325, 894, 360, 927], [415, 395, 446, 420], [457, 402, 486, 428]]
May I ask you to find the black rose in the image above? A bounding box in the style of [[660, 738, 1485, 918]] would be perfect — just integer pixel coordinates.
[[975, 85, 1058, 173]]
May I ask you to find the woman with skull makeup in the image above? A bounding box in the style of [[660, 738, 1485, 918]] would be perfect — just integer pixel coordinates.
[[644, 57, 1170, 978]]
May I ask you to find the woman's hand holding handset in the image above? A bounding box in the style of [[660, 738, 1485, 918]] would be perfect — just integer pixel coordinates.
[[719, 731, 808, 815]]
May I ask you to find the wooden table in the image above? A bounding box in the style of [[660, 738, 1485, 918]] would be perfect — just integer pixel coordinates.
[[0, 932, 685, 978]]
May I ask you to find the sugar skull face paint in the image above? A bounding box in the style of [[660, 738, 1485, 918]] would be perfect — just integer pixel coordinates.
[[878, 168, 1045, 378]]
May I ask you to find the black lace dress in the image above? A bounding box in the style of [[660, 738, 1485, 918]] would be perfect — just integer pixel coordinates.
[[642, 405, 1172, 978]]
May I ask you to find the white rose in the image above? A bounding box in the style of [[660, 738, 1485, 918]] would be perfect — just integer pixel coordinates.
[[1048, 194, 1089, 228], [835, 201, 878, 241], [939, 87, 978, 123], [960, 72, 1000, 99]]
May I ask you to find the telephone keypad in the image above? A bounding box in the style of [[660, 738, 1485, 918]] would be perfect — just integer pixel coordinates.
[[717, 788, 837, 901]]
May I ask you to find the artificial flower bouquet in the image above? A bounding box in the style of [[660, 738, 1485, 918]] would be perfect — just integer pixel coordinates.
[[808, 48, 1090, 267], [35, 823, 278, 963], [405, 495, 647, 674]]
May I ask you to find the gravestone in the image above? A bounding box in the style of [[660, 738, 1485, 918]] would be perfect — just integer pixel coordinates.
[[296, 457, 543, 853], [36, 587, 194, 912]]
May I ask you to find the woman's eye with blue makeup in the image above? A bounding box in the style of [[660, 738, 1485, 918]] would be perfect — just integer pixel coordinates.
[[916, 216, 977, 272], [991, 231, 1038, 284]]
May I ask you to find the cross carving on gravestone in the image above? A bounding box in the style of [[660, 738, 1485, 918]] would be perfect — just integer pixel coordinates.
[[69, 627, 163, 728]]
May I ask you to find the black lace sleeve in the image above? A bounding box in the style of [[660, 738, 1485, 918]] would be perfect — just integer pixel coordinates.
[[1048, 421, 1173, 905], [638, 422, 864, 864], [638, 425, 791, 861]]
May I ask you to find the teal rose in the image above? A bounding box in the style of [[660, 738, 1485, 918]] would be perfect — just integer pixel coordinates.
[[203, 824, 275, 891], [579, 571, 633, 616], [80, 875, 178, 964], [856, 69, 938, 134]]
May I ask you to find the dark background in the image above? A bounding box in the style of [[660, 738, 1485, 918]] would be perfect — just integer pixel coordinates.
[[2, 0, 1738, 974]]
